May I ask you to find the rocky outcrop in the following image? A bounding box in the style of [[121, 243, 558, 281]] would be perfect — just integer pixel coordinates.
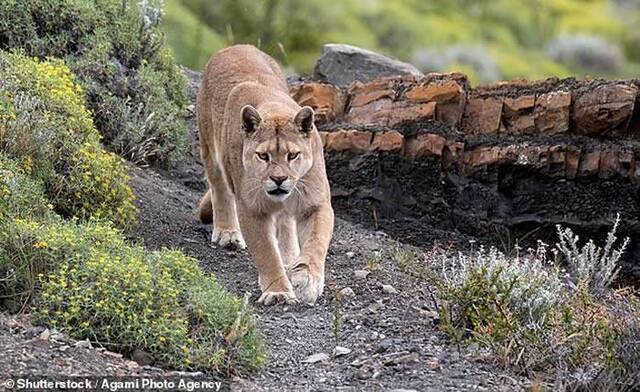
[[291, 74, 640, 278], [177, 63, 640, 279], [291, 75, 639, 139], [312, 44, 422, 87]]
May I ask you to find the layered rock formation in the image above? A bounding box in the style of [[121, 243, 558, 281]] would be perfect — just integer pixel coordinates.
[[291, 73, 640, 277]]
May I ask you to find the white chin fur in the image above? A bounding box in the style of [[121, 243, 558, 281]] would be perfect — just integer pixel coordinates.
[[266, 192, 291, 203]]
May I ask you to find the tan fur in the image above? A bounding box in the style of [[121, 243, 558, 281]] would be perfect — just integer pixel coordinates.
[[196, 45, 334, 305], [198, 190, 213, 224]]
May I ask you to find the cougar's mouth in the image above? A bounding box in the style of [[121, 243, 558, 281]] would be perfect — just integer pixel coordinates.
[[267, 188, 289, 196]]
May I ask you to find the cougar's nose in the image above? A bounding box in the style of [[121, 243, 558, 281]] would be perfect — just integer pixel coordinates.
[[270, 176, 287, 186]]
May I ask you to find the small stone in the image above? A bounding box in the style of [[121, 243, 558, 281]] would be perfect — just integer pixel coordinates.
[[49, 331, 65, 342], [74, 339, 92, 349], [354, 270, 370, 280], [382, 284, 398, 294], [367, 302, 384, 313], [5, 318, 20, 330], [132, 348, 154, 366], [466, 343, 480, 354], [346, 251, 355, 258], [38, 328, 50, 341], [58, 345, 70, 352], [126, 360, 139, 370], [385, 352, 419, 366], [302, 353, 330, 364], [340, 287, 356, 298], [103, 350, 123, 359], [426, 357, 440, 370], [375, 339, 392, 353], [420, 310, 439, 320], [333, 346, 351, 357], [357, 368, 372, 379]]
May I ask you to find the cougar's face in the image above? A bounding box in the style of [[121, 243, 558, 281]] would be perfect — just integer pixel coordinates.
[[241, 105, 315, 203]]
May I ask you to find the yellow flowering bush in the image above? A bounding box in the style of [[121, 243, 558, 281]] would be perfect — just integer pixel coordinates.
[[1, 216, 265, 373], [0, 0, 187, 166], [0, 51, 137, 228], [56, 143, 137, 229]]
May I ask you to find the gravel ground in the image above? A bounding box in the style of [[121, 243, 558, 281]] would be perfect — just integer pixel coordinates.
[[0, 313, 165, 377], [128, 165, 530, 391]]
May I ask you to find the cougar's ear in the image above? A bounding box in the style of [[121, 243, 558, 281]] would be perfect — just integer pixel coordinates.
[[241, 105, 261, 133], [294, 106, 315, 134]]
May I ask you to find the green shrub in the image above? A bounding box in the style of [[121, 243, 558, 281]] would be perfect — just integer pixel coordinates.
[[1, 216, 265, 373], [55, 143, 137, 229], [0, 0, 187, 166], [0, 52, 97, 179], [0, 154, 51, 222], [0, 154, 53, 311], [0, 51, 137, 228]]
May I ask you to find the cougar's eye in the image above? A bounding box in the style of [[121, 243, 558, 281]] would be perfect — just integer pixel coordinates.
[[257, 152, 270, 162], [287, 152, 300, 161]]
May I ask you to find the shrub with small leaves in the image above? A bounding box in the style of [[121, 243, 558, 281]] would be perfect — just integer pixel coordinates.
[[429, 218, 640, 387], [556, 214, 629, 295], [0, 0, 187, 166], [0, 154, 50, 222], [436, 244, 563, 348], [0, 51, 137, 228], [0, 154, 53, 311], [55, 143, 137, 229], [0, 139, 263, 374], [1, 216, 265, 373]]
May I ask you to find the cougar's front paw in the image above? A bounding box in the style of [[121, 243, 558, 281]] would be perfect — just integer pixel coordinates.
[[257, 289, 298, 305], [211, 227, 246, 249], [288, 260, 324, 305], [257, 275, 297, 306]]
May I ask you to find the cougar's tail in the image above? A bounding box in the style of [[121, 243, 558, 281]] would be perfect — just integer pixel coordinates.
[[198, 190, 213, 224]]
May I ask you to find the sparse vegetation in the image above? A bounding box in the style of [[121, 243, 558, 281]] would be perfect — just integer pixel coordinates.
[[331, 285, 342, 345], [414, 220, 640, 388], [365, 251, 382, 272], [556, 215, 629, 295]]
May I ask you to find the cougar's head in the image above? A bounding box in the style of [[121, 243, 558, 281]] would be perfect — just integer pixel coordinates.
[[241, 105, 316, 203]]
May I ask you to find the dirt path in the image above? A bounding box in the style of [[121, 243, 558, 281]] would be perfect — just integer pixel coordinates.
[[129, 165, 528, 391], [121, 68, 531, 390]]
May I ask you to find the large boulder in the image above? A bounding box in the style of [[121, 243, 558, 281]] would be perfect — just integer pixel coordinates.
[[312, 44, 422, 87]]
